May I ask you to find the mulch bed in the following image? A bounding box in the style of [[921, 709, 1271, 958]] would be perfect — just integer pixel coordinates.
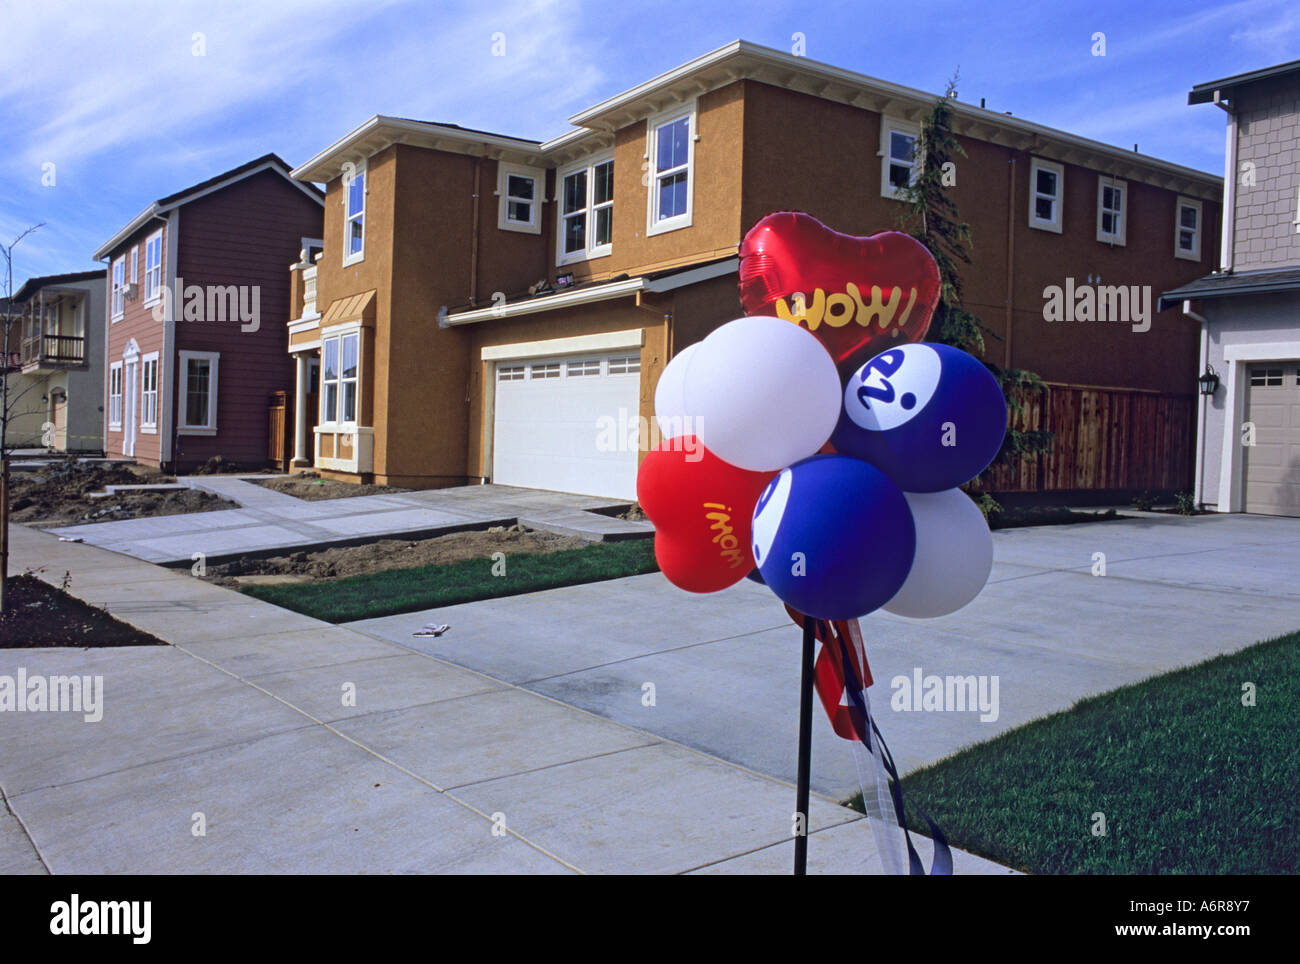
[[8, 459, 236, 526], [0, 575, 168, 648], [252, 472, 406, 500]]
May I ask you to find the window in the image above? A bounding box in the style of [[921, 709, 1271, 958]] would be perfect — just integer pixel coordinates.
[[1250, 368, 1284, 387], [1096, 177, 1126, 245], [1029, 158, 1064, 233], [607, 354, 640, 374], [880, 118, 920, 199], [321, 332, 359, 423], [647, 108, 694, 234], [566, 359, 600, 377], [558, 156, 614, 263], [497, 164, 541, 234], [178, 350, 219, 432], [497, 364, 526, 382], [144, 231, 163, 303], [111, 258, 125, 319], [129, 246, 138, 285], [108, 362, 123, 427], [1175, 197, 1202, 261], [140, 354, 159, 430], [343, 164, 365, 264], [530, 362, 561, 380]]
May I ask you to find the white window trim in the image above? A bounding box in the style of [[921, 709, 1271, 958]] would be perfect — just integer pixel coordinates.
[[111, 258, 125, 320], [108, 361, 123, 428], [497, 162, 542, 234], [140, 351, 160, 433], [178, 349, 219, 435], [144, 229, 164, 305], [880, 116, 922, 200], [1029, 157, 1064, 234], [342, 161, 366, 266], [129, 246, 138, 285], [557, 152, 615, 266], [1175, 196, 1203, 261], [1096, 176, 1127, 246], [645, 104, 696, 237], [319, 326, 362, 429]]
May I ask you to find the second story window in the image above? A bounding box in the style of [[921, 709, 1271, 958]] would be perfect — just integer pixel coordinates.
[[1096, 177, 1126, 245], [145, 230, 163, 303], [648, 108, 693, 234], [497, 164, 541, 234], [344, 164, 366, 264], [881, 118, 920, 199], [1175, 197, 1202, 261], [558, 156, 614, 264], [1030, 158, 1064, 233], [111, 259, 125, 319]]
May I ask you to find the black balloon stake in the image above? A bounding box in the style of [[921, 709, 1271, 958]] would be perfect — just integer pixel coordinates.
[[794, 614, 816, 875]]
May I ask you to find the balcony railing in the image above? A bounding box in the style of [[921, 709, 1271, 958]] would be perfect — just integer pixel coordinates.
[[302, 266, 317, 317], [21, 333, 86, 366]]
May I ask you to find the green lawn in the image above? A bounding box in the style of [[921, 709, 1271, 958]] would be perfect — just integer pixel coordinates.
[[242, 538, 659, 623], [850, 630, 1300, 874]]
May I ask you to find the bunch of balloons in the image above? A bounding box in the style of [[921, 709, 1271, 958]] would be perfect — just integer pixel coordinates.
[[637, 212, 1008, 623]]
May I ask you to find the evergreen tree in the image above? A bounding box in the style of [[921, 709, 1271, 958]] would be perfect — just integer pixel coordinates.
[[896, 75, 1052, 514]]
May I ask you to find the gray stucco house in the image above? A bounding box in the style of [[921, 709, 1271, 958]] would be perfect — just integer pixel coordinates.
[[4, 270, 107, 454], [1161, 60, 1300, 517]]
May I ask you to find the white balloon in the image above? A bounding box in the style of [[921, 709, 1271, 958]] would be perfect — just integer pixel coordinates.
[[654, 342, 699, 439], [681, 316, 841, 471], [884, 488, 993, 619]]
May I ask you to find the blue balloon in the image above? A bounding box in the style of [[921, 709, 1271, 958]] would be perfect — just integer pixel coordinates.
[[751, 455, 915, 621], [830, 343, 1007, 493]]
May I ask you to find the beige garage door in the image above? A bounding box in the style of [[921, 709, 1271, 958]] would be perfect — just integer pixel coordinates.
[[1242, 362, 1300, 516]]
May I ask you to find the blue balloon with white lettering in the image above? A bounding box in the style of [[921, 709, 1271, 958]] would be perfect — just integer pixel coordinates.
[[751, 455, 915, 620], [830, 343, 1007, 493]]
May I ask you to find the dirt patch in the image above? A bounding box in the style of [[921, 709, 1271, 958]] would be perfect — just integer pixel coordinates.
[[252, 471, 407, 500], [204, 524, 589, 586], [0, 574, 168, 648], [8, 459, 238, 526]]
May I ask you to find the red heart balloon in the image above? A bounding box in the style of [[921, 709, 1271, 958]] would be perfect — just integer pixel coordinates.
[[738, 212, 940, 374], [636, 437, 776, 593]]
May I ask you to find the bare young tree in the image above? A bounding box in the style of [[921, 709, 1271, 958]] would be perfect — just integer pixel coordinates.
[[1, 223, 46, 614]]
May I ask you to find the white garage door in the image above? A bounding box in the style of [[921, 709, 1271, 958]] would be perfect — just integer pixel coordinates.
[[1242, 362, 1300, 517], [492, 352, 641, 499]]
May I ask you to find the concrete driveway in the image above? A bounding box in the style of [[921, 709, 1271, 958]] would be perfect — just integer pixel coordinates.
[[42, 478, 650, 565], [349, 512, 1300, 799]]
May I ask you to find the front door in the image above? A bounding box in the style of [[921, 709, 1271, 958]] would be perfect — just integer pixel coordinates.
[[124, 359, 138, 457]]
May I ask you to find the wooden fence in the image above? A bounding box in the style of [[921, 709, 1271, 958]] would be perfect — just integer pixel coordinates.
[[974, 383, 1196, 495]]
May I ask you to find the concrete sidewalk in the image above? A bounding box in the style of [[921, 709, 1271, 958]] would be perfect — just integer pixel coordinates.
[[0, 525, 1006, 875], [42, 479, 652, 566], [350, 512, 1300, 799]]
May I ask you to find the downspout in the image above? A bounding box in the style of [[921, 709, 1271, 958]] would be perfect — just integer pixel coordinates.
[[469, 158, 481, 305], [1214, 90, 1235, 273], [1004, 155, 1016, 368], [1184, 299, 1211, 509]]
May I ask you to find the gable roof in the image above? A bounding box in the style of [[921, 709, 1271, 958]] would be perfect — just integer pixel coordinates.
[[11, 269, 106, 304], [93, 153, 324, 261], [293, 40, 1222, 200], [1189, 59, 1300, 105]]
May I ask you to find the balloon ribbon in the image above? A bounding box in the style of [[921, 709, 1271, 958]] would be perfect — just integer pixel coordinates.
[[785, 607, 953, 876]]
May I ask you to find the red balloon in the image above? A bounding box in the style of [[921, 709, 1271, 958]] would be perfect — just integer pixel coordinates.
[[637, 437, 776, 593], [738, 212, 940, 375]]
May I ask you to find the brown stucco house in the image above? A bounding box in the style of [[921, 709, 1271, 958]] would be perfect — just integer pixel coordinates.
[[284, 40, 1222, 500], [93, 154, 324, 471]]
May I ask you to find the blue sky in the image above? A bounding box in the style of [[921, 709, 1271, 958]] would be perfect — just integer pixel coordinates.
[[1, 0, 1296, 285]]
